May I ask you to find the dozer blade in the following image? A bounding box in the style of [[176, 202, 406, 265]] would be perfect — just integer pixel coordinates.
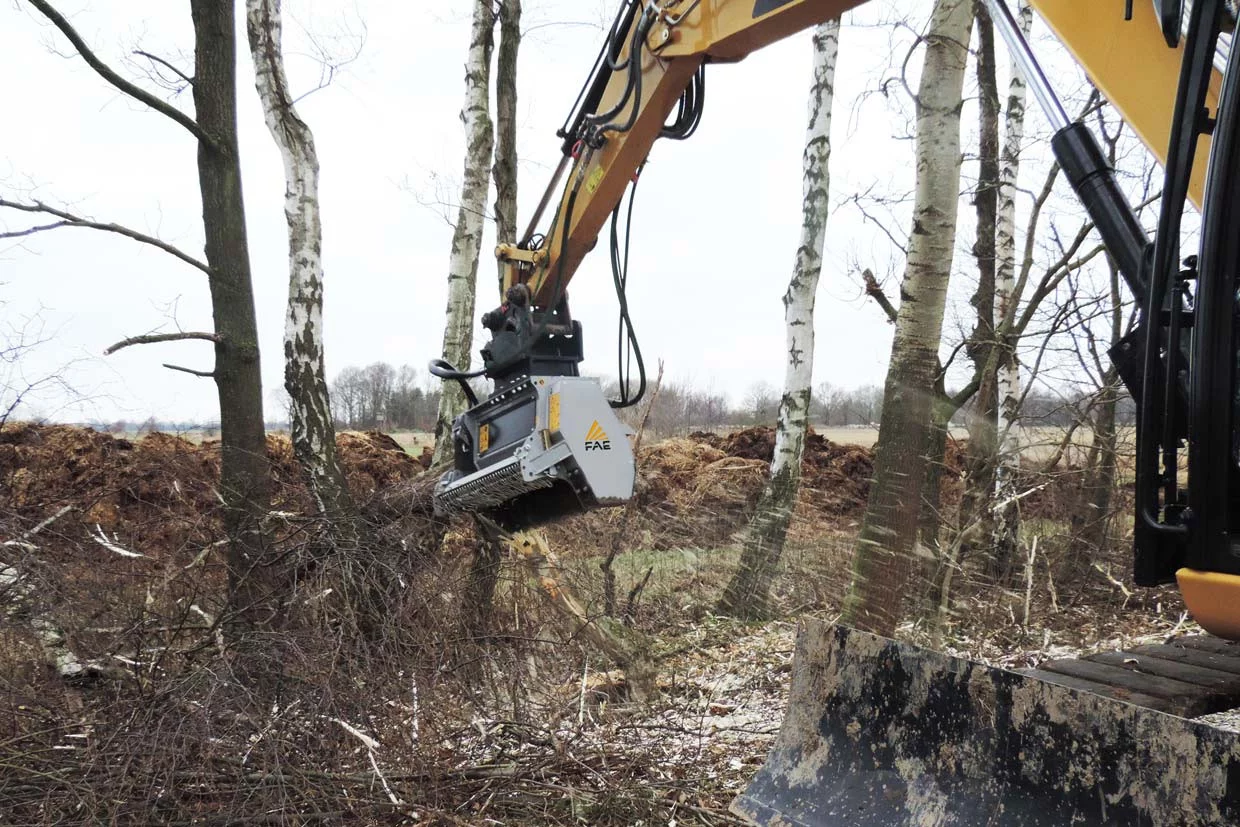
[[735, 620, 1240, 826]]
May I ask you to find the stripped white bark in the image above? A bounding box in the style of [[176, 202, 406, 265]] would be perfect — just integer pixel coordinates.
[[719, 19, 840, 619], [842, 0, 973, 636], [1, 560, 117, 681], [993, 1, 1032, 560], [432, 0, 496, 466], [247, 0, 350, 519]]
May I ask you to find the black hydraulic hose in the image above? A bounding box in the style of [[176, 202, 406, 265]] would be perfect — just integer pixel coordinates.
[[559, 0, 640, 156], [592, 8, 657, 140], [609, 176, 646, 409], [428, 358, 482, 407]]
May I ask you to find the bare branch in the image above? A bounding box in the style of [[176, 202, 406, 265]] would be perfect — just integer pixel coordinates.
[[105, 331, 220, 355], [0, 198, 210, 274], [163, 363, 215, 378], [24, 0, 210, 145], [133, 49, 194, 88]]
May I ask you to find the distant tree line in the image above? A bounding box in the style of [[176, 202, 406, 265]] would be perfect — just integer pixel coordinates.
[[328, 363, 441, 431]]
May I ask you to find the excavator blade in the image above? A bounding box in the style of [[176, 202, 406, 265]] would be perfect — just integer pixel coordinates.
[[735, 620, 1240, 826]]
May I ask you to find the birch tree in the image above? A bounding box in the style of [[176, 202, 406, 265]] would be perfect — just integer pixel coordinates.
[[958, 3, 1001, 560], [431, 0, 496, 467], [718, 19, 840, 620], [247, 0, 351, 524], [840, 0, 973, 637], [991, 0, 1033, 568]]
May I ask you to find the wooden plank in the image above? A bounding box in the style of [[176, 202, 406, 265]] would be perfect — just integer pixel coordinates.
[[1021, 668, 1175, 713], [1128, 642, 1240, 676], [1169, 636, 1240, 657], [1037, 659, 1208, 715], [1087, 650, 1240, 693]]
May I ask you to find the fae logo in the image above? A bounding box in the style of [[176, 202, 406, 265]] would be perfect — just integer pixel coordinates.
[[584, 420, 612, 452]]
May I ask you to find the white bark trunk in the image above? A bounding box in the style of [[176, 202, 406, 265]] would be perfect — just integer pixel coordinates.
[[993, 1, 1032, 557], [247, 0, 349, 519], [432, 0, 496, 467], [841, 0, 973, 636], [719, 19, 839, 620]]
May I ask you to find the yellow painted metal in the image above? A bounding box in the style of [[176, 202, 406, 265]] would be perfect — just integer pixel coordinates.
[[523, 0, 864, 304], [1029, 0, 1222, 209], [548, 392, 561, 432], [496, 244, 543, 294], [1177, 568, 1240, 641]]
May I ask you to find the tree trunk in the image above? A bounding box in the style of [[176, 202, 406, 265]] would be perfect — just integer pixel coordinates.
[[246, 0, 351, 526], [718, 19, 840, 620], [960, 3, 1001, 566], [431, 0, 496, 467], [460, 0, 521, 637], [492, 0, 520, 287], [992, 0, 1033, 578], [190, 0, 273, 628], [840, 0, 973, 638], [506, 529, 656, 700], [1069, 370, 1120, 566]]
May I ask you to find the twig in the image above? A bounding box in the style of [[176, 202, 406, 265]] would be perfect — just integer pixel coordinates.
[[1, 504, 74, 550], [1022, 536, 1038, 628], [133, 49, 194, 87], [602, 359, 665, 616], [162, 363, 215, 379], [105, 331, 219, 355], [330, 717, 380, 751], [623, 566, 654, 625], [90, 525, 145, 558]]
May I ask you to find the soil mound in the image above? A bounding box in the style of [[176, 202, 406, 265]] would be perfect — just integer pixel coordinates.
[[0, 424, 423, 559]]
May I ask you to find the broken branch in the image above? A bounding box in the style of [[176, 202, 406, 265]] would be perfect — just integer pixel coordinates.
[[105, 331, 220, 355], [862, 268, 898, 323], [162, 363, 216, 379]]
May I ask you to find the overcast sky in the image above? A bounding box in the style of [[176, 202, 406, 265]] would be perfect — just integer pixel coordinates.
[[1, 0, 1089, 425]]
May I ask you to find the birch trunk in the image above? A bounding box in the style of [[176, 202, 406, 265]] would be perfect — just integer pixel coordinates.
[[246, 0, 351, 523], [960, 3, 1001, 563], [992, 1, 1033, 573], [431, 0, 496, 467], [718, 19, 840, 620], [840, 0, 973, 637]]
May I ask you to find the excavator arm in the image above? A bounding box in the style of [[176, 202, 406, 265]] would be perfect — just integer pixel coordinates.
[[499, 0, 867, 307]]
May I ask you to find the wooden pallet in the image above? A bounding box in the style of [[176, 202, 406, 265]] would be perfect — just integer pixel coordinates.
[[1024, 635, 1240, 717]]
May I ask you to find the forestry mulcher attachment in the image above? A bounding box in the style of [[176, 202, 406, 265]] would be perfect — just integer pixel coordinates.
[[432, 0, 1240, 822]]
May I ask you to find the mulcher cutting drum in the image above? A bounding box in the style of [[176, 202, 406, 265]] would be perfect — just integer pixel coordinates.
[[433, 375, 636, 528], [735, 621, 1240, 826]]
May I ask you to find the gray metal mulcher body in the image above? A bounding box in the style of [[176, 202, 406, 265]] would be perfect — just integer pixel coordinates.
[[734, 622, 1240, 826], [434, 375, 635, 526]]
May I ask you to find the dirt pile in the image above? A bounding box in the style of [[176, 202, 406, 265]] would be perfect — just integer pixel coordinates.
[[0, 424, 424, 559], [547, 427, 892, 554]]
